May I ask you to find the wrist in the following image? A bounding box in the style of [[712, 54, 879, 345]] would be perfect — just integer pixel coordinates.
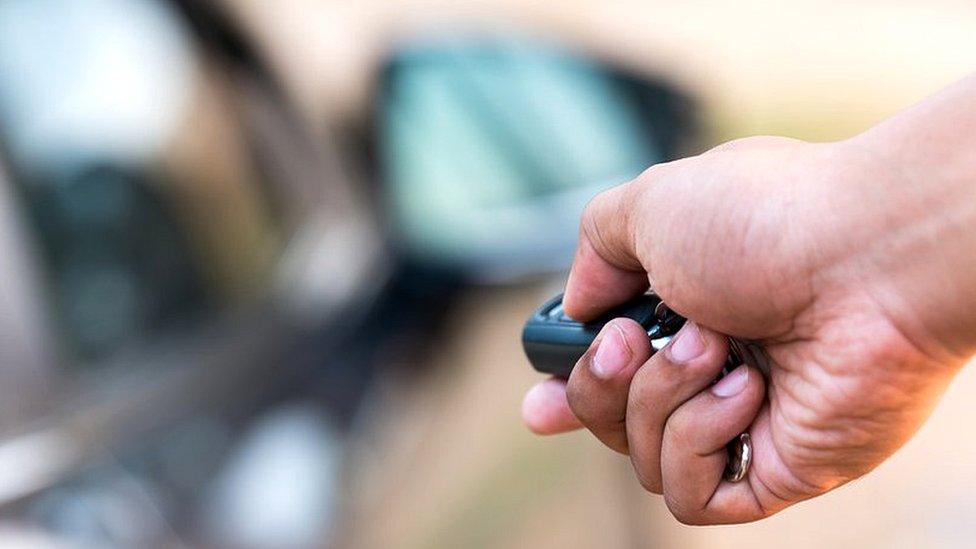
[[842, 111, 976, 363]]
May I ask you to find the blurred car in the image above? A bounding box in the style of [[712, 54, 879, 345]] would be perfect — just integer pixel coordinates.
[[0, 0, 385, 545], [0, 0, 698, 546]]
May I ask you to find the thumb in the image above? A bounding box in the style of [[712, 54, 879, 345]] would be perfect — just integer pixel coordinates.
[[563, 171, 669, 321], [563, 161, 696, 322]]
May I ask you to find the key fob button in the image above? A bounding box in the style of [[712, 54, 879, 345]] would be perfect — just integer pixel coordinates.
[[548, 303, 572, 322]]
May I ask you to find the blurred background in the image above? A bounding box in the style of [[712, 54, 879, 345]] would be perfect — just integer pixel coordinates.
[[0, 0, 973, 547]]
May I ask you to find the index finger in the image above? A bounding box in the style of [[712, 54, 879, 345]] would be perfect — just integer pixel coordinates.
[[563, 181, 649, 321]]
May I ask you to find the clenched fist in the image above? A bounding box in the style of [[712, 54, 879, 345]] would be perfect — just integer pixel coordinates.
[[522, 75, 976, 524]]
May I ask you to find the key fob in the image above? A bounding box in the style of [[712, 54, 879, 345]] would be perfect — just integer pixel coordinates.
[[522, 292, 753, 482], [522, 293, 684, 379]]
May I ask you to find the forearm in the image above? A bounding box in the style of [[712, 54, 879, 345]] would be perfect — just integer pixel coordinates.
[[856, 73, 976, 196], [848, 73, 976, 361]]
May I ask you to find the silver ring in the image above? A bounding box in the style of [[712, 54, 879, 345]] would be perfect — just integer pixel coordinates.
[[724, 432, 752, 482]]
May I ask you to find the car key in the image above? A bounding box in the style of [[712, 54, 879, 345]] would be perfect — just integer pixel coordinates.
[[522, 292, 753, 482]]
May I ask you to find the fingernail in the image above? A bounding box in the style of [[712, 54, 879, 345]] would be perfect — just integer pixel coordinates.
[[668, 322, 705, 363], [711, 365, 749, 397], [591, 323, 631, 379]]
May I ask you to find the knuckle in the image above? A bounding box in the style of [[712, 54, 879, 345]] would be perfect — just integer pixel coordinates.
[[664, 493, 713, 525], [634, 161, 671, 184], [633, 467, 662, 494], [671, 507, 707, 526], [580, 189, 612, 229], [579, 191, 638, 269], [629, 352, 716, 405], [626, 384, 655, 417], [579, 203, 607, 252], [580, 192, 614, 242], [628, 378, 669, 418], [600, 433, 630, 455], [564, 368, 603, 428], [627, 366, 674, 415], [664, 493, 705, 525], [663, 411, 691, 441], [564, 375, 587, 417], [706, 135, 796, 154], [707, 136, 762, 152]]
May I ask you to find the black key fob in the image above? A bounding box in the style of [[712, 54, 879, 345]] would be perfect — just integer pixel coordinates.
[[521, 293, 685, 378], [521, 292, 755, 482]]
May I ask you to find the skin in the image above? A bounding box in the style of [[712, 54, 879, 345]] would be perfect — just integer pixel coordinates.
[[521, 74, 976, 524]]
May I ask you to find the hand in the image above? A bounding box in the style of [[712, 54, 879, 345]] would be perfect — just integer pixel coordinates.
[[521, 129, 976, 524]]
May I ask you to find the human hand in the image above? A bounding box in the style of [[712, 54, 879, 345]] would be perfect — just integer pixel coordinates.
[[521, 131, 976, 524]]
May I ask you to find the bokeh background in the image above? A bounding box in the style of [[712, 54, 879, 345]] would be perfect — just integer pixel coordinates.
[[0, 0, 974, 547]]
